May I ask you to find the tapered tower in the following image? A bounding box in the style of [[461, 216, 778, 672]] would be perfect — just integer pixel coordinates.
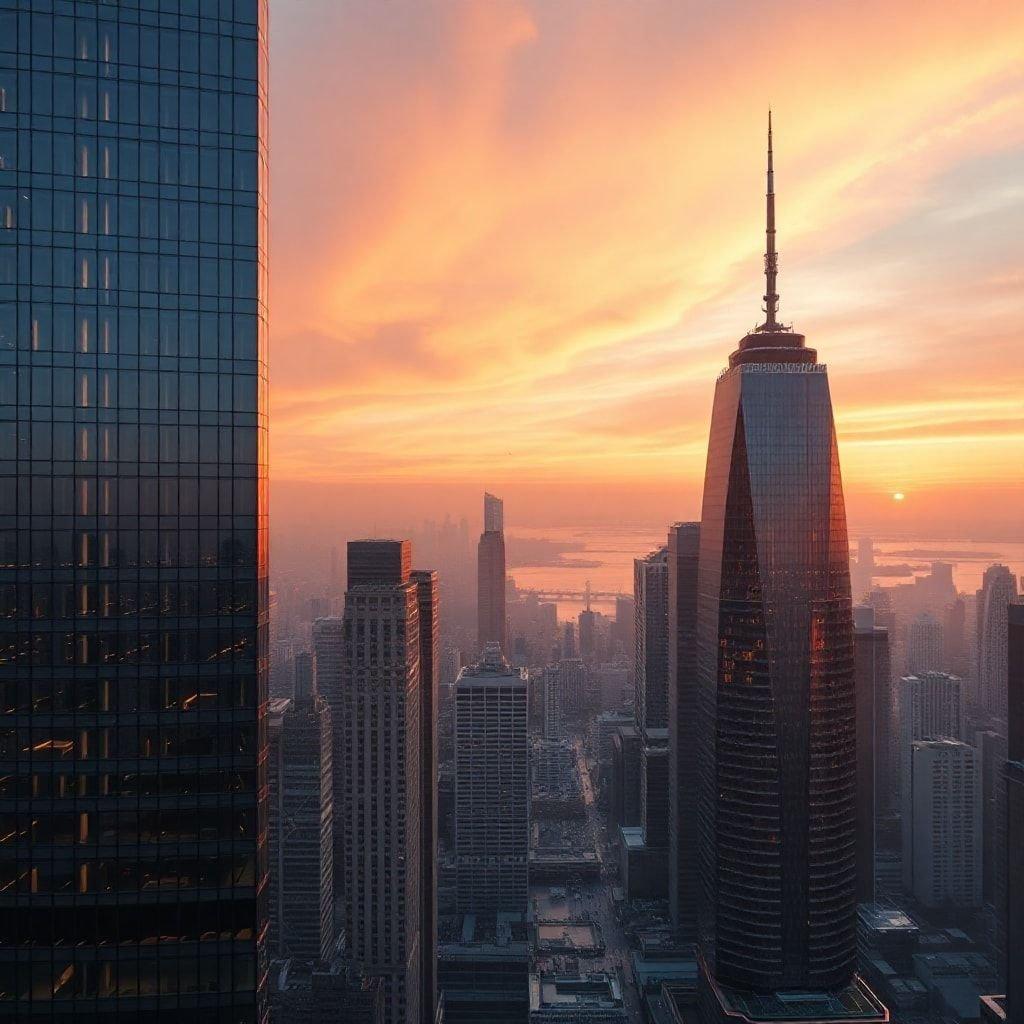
[[696, 117, 887, 1022]]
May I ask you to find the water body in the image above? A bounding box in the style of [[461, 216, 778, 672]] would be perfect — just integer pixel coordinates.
[[509, 526, 1024, 619]]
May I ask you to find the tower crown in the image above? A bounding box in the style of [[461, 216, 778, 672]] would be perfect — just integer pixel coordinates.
[[729, 112, 816, 368]]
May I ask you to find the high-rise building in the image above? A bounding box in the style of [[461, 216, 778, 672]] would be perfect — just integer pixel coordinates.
[[453, 644, 530, 912], [542, 664, 564, 740], [695, 118, 884, 1021], [634, 547, 669, 736], [412, 569, 440, 1023], [613, 594, 636, 659], [944, 597, 968, 679], [267, 687, 334, 962], [907, 612, 944, 676], [854, 606, 891, 903], [977, 565, 1018, 720], [668, 523, 700, 940], [294, 649, 314, 700], [851, 537, 875, 604], [641, 729, 669, 850], [340, 540, 423, 1024], [910, 740, 982, 908], [609, 725, 642, 830], [897, 671, 963, 893], [478, 492, 507, 654], [1003, 604, 1024, 1015], [313, 615, 346, 890], [0, 5, 270, 1020]]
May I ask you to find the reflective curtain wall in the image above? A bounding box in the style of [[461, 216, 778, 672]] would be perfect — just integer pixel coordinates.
[[0, 2, 269, 1020]]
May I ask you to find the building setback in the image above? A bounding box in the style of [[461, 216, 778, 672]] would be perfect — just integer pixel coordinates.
[[0, 4, 270, 1020]]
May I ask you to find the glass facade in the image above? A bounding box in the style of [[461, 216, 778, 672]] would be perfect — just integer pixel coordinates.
[[697, 329, 856, 993], [0, 1, 269, 1020]]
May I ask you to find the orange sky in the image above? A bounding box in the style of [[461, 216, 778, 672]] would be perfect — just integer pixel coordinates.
[[268, 0, 1024, 537]]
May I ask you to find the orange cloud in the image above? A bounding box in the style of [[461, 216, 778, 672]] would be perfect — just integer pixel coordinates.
[[268, 0, 1024, 533]]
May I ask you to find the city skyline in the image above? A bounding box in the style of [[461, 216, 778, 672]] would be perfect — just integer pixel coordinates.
[[4, 4, 1023, 1022], [269, 0, 1024, 541]]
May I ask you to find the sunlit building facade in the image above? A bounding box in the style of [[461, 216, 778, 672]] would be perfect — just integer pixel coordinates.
[[0, 3, 269, 1020]]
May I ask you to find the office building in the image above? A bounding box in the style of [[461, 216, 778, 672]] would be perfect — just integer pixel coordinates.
[[270, 950, 384, 1024], [910, 740, 982, 908], [975, 729, 1008, 913], [907, 612, 944, 676], [853, 606, 891, 902], [613, 594, 636, 658], [610, 726, 642, 830], [267, 689, 334, 963], [294, 649, 314, 700], [454, 644, 530, 912], [668, 522, 700, 939], [340, 540, 423, 1024], [478, 492, 507, 654], [898, 671, 963, 893], [313, 615, 346, 887], [1004, 604, 1024, 1017], [412, 569, 440, 1022], [977, 565, 1018, 721], [0, 4, 270, 1019], [695, 118, 884, 1019], [851, 537, 875, 604], [634, 546, 669, 736], [542, 664, 564, 740], [439, 913, 530, 1024], [641, 728, 669, 851]]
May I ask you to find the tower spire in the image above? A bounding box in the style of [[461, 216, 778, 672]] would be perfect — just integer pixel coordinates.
[[762, 109, 779, 329]]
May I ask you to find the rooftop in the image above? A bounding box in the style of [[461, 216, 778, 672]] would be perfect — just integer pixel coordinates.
[[530, 971, 624, 1012], [706, 973, 889, 1023]]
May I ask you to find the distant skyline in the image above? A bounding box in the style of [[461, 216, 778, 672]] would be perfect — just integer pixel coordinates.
[[270, 0, 1024, 538]]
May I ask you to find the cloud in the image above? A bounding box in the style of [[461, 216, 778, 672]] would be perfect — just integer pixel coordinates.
[[268, 0, 1024, 528]]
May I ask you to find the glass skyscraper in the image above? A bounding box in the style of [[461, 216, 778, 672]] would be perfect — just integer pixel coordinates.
[[0, 2, 269, 1020], [696, 119, 886, 1022]]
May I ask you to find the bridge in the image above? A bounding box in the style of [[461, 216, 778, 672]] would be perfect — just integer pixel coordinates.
[[514, 588, 627, 603]]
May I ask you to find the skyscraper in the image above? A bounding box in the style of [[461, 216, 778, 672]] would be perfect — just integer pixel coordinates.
[[412, 569, 440, 1023], [340, 540, 423, 1024], [897, 671, 963, 893], [453, 644, 530, 912], [910, 740, 982, 908], [668, 522, 700, 940], [312, 615, 346, 893], [907, 612, 944, 676], [695, 117, 883, 1020], [977, 565, 1018, 721], [854, 606, 891, 903], [267, 686, 334, 962], [0, 4, 270, 1020], [1003, 604, 1024, 1014], [634, 546, 669, 736], [477, 492, 507, 654]]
